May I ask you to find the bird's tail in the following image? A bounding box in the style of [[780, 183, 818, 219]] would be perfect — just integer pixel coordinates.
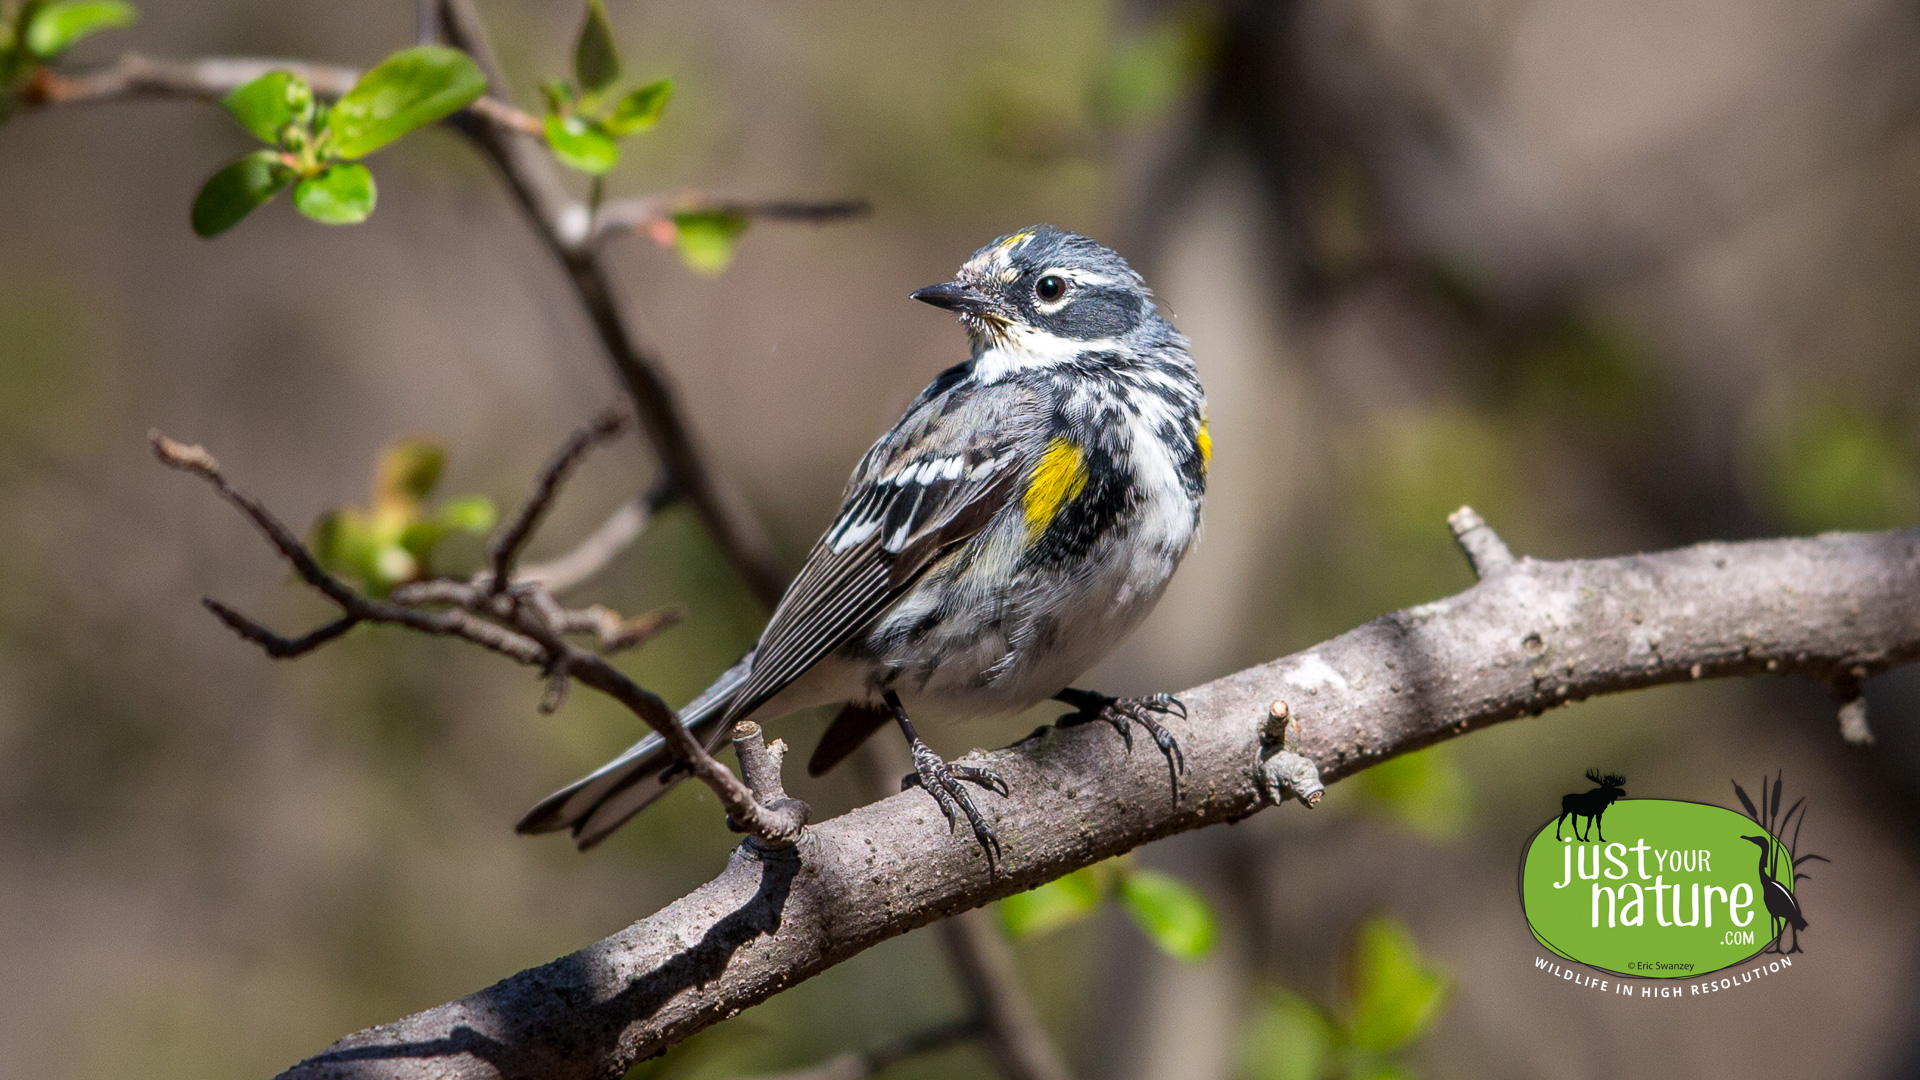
[[515, 652, 753, 850]]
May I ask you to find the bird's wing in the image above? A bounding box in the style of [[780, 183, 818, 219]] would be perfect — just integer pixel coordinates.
[[724, 376, 1045, 722]]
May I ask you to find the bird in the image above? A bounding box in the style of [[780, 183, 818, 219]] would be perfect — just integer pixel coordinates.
[[516, 225, 1208, 863], [1741, 834, 1807, 953]]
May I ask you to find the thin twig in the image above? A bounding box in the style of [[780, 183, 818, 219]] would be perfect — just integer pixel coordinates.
[[516, 479, 671, 594], [733, 1017, 984, 1080], [435, 0, 790, 607], [20, 53, 541, 133], [23, 22, 838, 608], [488, 409, 628, 593], [202, 601, 359, 659], [152, 429, 802, 846], [592, 195, 871, 248]]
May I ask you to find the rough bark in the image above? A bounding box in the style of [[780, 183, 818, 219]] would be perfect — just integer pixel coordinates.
[[276, 527, 1920, 1080]]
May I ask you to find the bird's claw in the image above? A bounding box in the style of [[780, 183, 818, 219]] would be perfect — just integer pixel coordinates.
[[1060, 691, 1187, 801], [902, 738, 1004, 868]]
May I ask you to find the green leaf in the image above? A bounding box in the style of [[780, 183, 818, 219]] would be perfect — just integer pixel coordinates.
[[24, 0, 133, 59], [190, 149, 293, 238], [999, 866, 1104, 939], [543, 113, 619, 174], [373, 439, 445, 511], [669, 209, 748, 275], [436, 494, 496, 534], [1343, 915, 1449, 1054], [1356, 744, 1469, 840], [293, 162, 376, 225], [309, 508, 354, 573], [1240, 988, 1337, 1080], [540, 77, 575, 116], [573, 0, 620, 93], [604, 77, 671, 135], [223, 70, 312, 144], [1118, 868, 1216, 960], [328, 45, 486, 159]]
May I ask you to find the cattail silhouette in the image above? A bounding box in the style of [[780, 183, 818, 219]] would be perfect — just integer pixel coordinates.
[[1731, 771, 1828, 955]]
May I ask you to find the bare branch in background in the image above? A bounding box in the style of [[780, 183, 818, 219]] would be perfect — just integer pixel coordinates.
[[271, 518, 1920, 1080], [734, 1018, 984, 1080], [436, 0, 800, 608], [20, 12, 875, 608], [590, 196, 872, 248], [487, 409, 627, 594], [515, 482, 669, 595], [149, 425, 803, 848]]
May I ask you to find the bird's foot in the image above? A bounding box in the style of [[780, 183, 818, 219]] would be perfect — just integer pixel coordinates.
[[901, 738, 1007, 868], [1057, 689, 1186, 801]]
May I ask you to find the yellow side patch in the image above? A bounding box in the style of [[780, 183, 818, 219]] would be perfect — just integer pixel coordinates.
[[1024, 437, 1087, 540], [1196, 416, 1212, 474]]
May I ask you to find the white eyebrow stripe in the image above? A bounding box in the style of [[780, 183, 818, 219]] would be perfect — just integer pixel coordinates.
[[1059, 268, 1122, 287]]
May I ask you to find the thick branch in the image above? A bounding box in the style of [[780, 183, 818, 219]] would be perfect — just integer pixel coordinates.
[[274, 525, 1920, 1080]]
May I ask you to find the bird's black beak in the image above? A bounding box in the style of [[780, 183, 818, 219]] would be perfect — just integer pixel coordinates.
[[911, 280, 995, 316]]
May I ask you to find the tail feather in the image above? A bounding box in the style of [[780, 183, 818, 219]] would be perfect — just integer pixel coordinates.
[[516, 652, 752, 848]]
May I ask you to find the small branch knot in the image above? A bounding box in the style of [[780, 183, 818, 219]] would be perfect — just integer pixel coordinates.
[[1447, 505, 1515, 579], [729, 721, 811, 848], [1835, 666, 1874, 746], [1262, 751, 1324, 808], [1262, 699, 1291, 745], [1255, 699, 1321, 806]]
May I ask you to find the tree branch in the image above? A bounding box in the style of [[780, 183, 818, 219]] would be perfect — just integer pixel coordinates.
[[434, 0, 794, 607], [590, 195, 872, 248], [733, 1017, 983, 1080], [271, 519, 1920, 1080], [150, 427, 803, 847], [18, 53, 542, 133], [21, 23, 872, 608], [487, 409, 627, 594]]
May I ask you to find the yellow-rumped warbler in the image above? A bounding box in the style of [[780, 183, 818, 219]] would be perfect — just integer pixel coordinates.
[[518, 225, 1208, 857]]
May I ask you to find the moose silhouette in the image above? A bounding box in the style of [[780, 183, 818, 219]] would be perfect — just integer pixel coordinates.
[[1555, 769, 1627, 842]]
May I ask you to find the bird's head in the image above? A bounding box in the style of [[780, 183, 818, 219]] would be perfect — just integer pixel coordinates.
[[911, 225, 1159, 358]]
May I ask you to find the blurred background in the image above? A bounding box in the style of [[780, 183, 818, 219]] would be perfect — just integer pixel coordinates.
[[2, 1, 1919, 1077]]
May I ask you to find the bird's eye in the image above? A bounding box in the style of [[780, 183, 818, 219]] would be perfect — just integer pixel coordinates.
[[1035, 275, 1067, 302]]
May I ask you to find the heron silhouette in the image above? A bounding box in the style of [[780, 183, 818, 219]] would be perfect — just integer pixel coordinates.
[[1741, 834, 1807, 954]]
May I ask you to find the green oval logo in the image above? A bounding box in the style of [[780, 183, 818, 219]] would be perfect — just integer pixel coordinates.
[[1520, 799, 1802, 978]]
